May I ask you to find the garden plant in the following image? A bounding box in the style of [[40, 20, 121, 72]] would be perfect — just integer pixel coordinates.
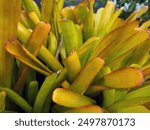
[[0, 0, 150, 113]]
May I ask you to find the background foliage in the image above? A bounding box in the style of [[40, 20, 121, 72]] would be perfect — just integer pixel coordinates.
[[34, 0, 150, 20], [64, 0, 150, 20]]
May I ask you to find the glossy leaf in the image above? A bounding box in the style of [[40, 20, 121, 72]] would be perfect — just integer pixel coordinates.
[[65, 50, 81, 82], [129, 39, 150, 66], [14, 21, 50, 93], [96, 1, 115, 39], [22, 0, 41, 18], [17, 22, 31, 45], [27, 11, 40, 25], [52, 88, 96, 108], [26, 21, 50, 55], [107, 97, 150, 112], [38, 46, 63, 71], [60, 20, 82, 55], [5, 39, 52, 76], [108, 49, 134, 70], [125, 85, 150, 100], [105, 29, 149, 64], [83, 0, 94, 41], [91, 21, 139, 60], [78, 37, 99, 66], [20, 11, 34, 29], [95, 67, 144, 89], [70, 57, 105, 94], [33, 74, 58, 112], [18, 23, 61, 71]]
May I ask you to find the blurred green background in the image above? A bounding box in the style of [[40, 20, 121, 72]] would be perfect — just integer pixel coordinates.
[[34, 0, 150, 21]]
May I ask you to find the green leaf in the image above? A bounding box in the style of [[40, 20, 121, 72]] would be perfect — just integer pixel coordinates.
[[48, 31, 58, 56], [96, 1, 115, 39], [83, 0, 94, 41], [0, 87, 32, 112], [107, 97, 150, 112], [0, 91, 6, 111], [27, 81, 39, 106], [65, 105, 104, 113], [108, 48, 134, 71], [90, 21, 139, 60], [14, 21, 51, 93], [125, 85, 150, 100], [41, 0, 53, 23], [65, 51, 81, 82], [0, 0, 21, 88], [22, 0, 41, 19], [70, 57, 104, 94], [95, 67, 144, 89], [38, 46, 63, 71], [52, 88, 96, 108], [62, 7, 77, 23], [33, 74, 58, 113], [5, 39, 52, 76], [117, 105, 150, 113], [73, 5, 89, 24], [105, 29, 149, 64], [103, 89, 116, 108], [129, 39, 150, 66], [60, 20, 82, 55], [78, 37, 99, 66]]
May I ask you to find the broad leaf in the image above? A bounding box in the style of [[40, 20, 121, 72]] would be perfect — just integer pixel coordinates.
[[95, 67, 144, 89], [5, 39, 52, 76]]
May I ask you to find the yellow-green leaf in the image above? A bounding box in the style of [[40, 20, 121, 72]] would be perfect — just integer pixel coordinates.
[[60, 20, 82, 55], [129, 39, 150, 66], [41, 0, 53, 23], [70, 57, 105, 94], [0, 0, 21, 88], [0, 91, 6, 111], [125, 85, 150, 100], [62, 7, 77, 23], [65, 105, 104, 113], [5, 39, 52, 76], [127, 6, 148, 22], [95, 67, 144, 89], [105, 29, 149, 64], [65, 50, 81, 82], [52, 88, 96, 108], [90, 21, 139, 60], [107, 97, 150, 112], [117, 105, 150, 113]]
